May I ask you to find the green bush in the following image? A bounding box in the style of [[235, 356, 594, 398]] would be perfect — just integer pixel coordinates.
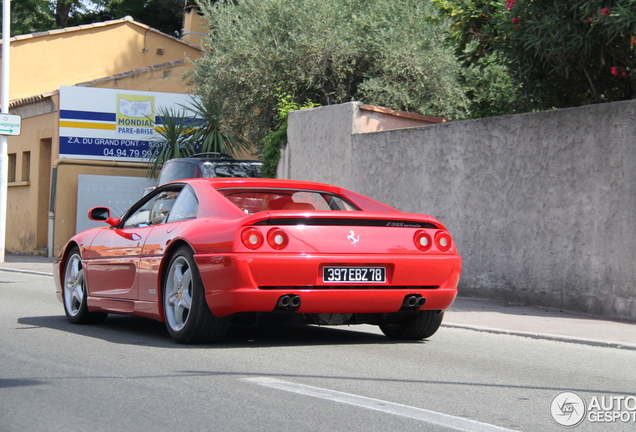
[[192, 0, 501, 144]]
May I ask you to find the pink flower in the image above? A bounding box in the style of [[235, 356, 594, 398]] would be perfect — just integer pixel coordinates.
[[505, 0, 515, 10], [610, 66, 627, 77], [633, 37, 636, 46], [511, 17, 520, 28], [601, 8, 611, 16]]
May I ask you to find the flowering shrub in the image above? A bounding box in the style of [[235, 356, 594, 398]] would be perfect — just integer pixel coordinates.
[[433, 0, 636, 109], [611, 66, 628, 77]]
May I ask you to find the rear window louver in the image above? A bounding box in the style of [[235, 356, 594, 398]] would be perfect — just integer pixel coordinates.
[[254, 218, 437, 229]]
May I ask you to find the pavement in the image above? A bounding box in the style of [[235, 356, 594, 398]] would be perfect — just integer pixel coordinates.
[[0, 253, 57, 276], [1, 253, 635, 350]]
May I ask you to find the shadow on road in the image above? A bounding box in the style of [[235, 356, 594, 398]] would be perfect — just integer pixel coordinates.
[[17, 314, 419, 349], [0, 378, 47, 389]]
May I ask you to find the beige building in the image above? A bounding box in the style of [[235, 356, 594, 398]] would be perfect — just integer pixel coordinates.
[[1, 14, 207, 256]]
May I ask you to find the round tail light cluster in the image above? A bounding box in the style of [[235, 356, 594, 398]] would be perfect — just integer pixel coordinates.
[[241, 227, 289, 250], [241, 227, 263, 250], [267, 228, 289, 250], [414, 230, 433, 252], [413, 230, 453, 252], [434, 231, 452, 252]]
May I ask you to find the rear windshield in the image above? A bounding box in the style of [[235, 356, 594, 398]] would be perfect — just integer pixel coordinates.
[[219, 188, 359, 214], [203, 162, 261, 178], [157, 160, 262, 185], [157, 161, 201, 185]]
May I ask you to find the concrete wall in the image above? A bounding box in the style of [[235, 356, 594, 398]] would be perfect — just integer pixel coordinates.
[[281, 101, 636, 320]]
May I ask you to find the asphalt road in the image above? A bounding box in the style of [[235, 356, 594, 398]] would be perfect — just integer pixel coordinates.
[[1, 270, 635, 432]]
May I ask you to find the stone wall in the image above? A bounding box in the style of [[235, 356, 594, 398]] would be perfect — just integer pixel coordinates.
[[280, 101, 636, 320]]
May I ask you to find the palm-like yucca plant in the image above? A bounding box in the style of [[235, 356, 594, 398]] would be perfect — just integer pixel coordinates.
[[146, 98, 252, 179], [146, 106, 196, 178], [185, 97, 251, 157]]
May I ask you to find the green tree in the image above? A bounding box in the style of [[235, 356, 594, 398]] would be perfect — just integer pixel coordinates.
[[1, 0, 185, 37], [75, 0, 187, 36], [434, 0, 636, 109], [192, 0, 496, 143], [260, 94, 318, 178], [0, 0, 55, 37]]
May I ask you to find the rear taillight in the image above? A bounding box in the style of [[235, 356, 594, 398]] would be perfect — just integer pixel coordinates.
[[241, 227, 263, 250], [435, 231, 452, 252], [267, 228, 289, 250], [414, 230, 433, 252]]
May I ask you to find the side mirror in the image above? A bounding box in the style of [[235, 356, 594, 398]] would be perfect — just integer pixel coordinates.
[[88, 207, 119, 227]]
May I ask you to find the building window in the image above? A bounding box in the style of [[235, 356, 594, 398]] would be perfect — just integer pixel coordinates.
[[8, 153, 16, 182], [22, 151, 31, 182]]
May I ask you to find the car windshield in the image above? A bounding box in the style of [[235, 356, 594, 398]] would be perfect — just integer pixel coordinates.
[[203, 162, 261, 178], [157, 160, 262, 186], [218, 188, 359, 214], [157, 162, 201, 185]]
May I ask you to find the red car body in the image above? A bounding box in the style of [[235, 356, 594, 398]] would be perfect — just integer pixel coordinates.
[[54, 178, 461, 343]]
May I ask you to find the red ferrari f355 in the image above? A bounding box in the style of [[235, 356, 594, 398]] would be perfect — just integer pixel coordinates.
[[54, 178, 461, 343]]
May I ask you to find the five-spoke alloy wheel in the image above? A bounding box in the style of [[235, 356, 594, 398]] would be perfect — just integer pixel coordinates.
[[62, 247, 107, 324], [163, 246, 229, 344]]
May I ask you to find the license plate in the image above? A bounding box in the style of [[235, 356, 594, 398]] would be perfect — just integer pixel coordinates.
[[323, 266, 386, 283]]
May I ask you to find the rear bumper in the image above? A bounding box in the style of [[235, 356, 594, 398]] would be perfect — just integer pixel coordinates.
[[195, 253, 461, 317]]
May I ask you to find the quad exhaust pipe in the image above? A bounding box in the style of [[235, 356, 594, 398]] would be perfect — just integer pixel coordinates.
[[275, 294, 301, 311], [402, 294, 426, 310], [274, 293, 422, 312]]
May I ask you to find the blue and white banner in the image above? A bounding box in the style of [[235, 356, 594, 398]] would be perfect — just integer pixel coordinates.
[[59, 86, 198, 162]]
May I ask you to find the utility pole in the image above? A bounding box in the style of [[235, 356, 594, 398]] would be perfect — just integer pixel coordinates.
[[0, 0, 11, 262]]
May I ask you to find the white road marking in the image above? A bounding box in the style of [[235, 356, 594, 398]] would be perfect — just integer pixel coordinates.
[[243, 377, 519, 432]]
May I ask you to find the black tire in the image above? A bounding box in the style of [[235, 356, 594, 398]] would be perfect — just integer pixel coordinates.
[[379, 311, 444, 340], [162, 246, 230, 344], [62, 247, 108, 324]]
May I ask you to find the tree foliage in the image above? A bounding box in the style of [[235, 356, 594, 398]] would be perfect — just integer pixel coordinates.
[[433, 0, 636, 109], [76, 0, 186, 36], [4, 0, 55, 36], [1, 0, 185, 37], [192, 0, 499, 143], [260, 94, 319, 178]]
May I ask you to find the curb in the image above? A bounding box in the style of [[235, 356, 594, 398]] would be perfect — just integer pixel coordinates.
[[442, 323, 636, 351], [0, 267, 54, 277]]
